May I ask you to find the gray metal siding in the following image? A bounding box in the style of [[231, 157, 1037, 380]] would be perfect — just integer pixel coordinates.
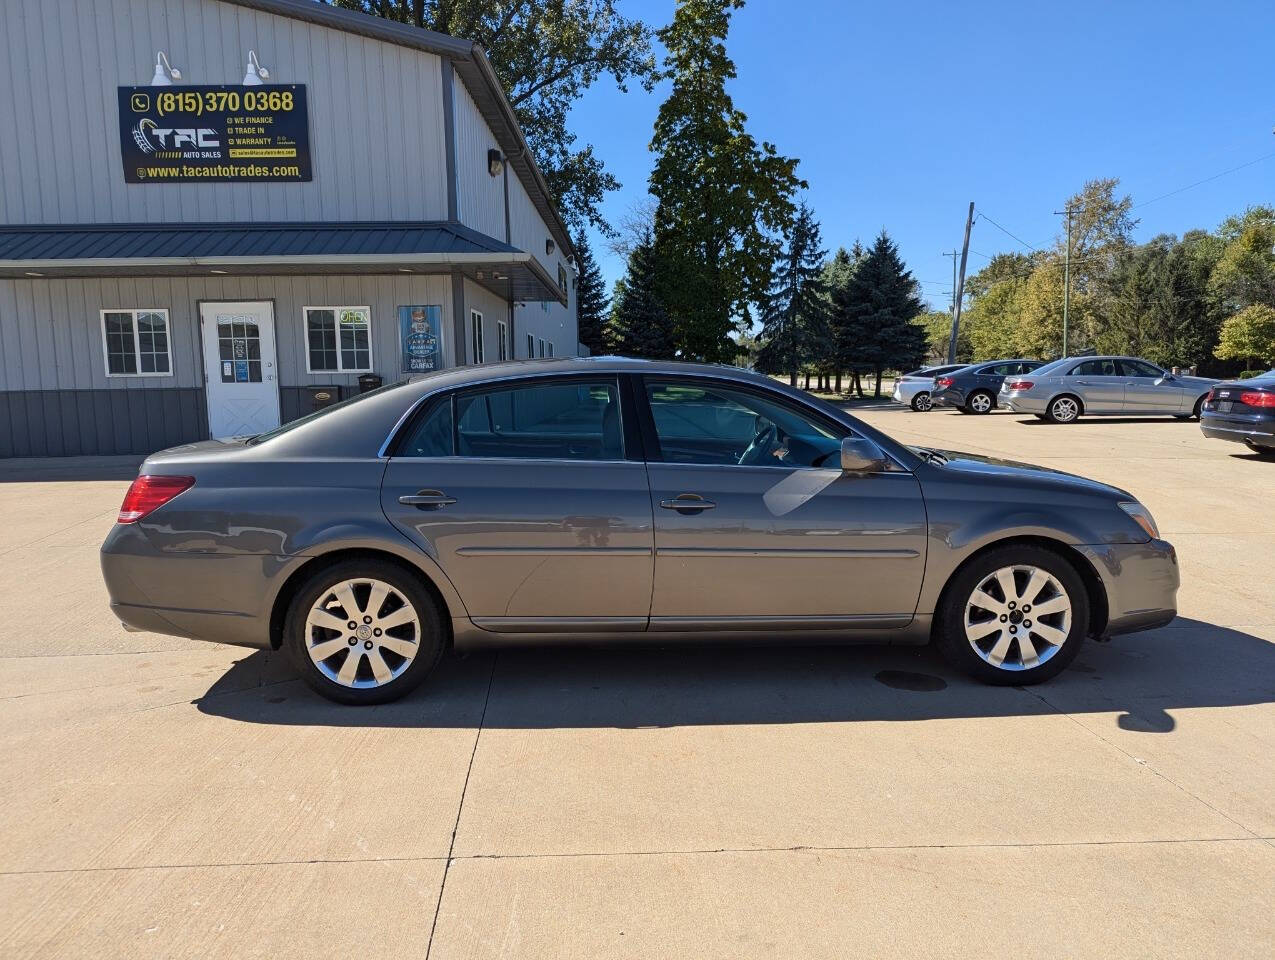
[[0, 0, 448, 225], [0, 388, 208, 457], [462, 278, 511, 364], [453, 81, 507, 242], [0, 273, 456, 394]]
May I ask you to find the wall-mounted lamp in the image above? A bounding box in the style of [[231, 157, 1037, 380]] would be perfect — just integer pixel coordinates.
[[243, 50, 270, 86], [487, 149, 504, 178], [545, 238, 555, 255], [151, 51, 181, 86]]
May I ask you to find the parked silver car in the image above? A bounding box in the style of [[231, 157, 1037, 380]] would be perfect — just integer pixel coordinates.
[[891, 363, 967, 411], [1000, 356, 1215, 423], [101, 358, 1178, 704]]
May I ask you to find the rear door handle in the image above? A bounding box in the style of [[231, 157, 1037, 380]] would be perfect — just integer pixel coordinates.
[[399, 490, 457, 510], [660, 494, 716, 513]]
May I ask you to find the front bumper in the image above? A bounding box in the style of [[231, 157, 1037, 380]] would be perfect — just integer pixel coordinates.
[[1076, 538, 1179, 637]]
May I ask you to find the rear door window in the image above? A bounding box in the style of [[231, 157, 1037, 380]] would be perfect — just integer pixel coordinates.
[[452, 379, 623, 461], [1070, 359, 1119, 376]]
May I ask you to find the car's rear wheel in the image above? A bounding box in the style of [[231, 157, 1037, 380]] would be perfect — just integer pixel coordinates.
[[966, 390, 995, 414], [1045, 395, 1082, 423], [284, 559, 445, 705], [935, 545, 1089, 685], [911, 392, 932, 412]]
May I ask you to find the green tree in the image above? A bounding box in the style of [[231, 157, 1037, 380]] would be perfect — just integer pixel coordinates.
[[648, 0, 804, 363], [572, 229, 610, 355], [609, 231, 675, 359], [756, 202, 829, 386], [825, 242, 868, 394], [329, 0, 660, 232], [1214, 304, 1275, 369], [1210, 206, 1275, 312], [917, 310, 967, 364], [838, 231, 927, 397]]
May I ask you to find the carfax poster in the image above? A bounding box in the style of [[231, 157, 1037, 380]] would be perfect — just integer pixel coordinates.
[[399, 306, 443, 373]]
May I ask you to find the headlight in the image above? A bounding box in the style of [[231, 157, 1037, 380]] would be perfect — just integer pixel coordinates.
[[1118, 501, 1159, 540]]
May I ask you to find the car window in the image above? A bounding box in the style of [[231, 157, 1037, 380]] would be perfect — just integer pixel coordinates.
[[444, 379, 622, 461], [1120, 359, 1163, 378], [398, 397, 455, 457], [1070, 359, 1119, 376], [985, 363, 1015, 376], [1022, 361, 1044, 372], [646, 380, 845, 468]]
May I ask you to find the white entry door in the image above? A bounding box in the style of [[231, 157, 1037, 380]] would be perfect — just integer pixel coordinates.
[[199, 301, 281, 438]]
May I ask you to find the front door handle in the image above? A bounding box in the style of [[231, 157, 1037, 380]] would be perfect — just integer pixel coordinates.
[[660, 494, 716, 513], [399, 490, 457, 510]]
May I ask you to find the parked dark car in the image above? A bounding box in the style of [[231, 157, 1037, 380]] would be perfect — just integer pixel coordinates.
[[101, 358, 1178, 705], [932, 359, 1044, 414], [1200, 370, 1275, 456], [891, 363, 968, 411]]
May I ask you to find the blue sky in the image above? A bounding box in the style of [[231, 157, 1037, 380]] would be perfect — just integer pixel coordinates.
[[570, 0, 1275, 312]]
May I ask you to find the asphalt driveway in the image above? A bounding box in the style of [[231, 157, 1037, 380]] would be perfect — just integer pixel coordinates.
[[1, 411, 1272, 958]]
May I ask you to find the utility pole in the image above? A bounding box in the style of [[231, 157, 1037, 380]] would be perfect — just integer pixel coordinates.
[[946, 202, 975, 364], [941, 249, 958, 316], [1054, 205, 1075, 357]]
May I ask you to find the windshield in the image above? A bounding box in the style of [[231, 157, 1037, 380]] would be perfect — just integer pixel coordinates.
[[247, 379, 413, 445]]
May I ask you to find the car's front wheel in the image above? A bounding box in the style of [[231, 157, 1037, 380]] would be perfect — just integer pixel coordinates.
[[284, 559, 445, 704], [911, 392, 932, 412], [935, 545, 1089, 685]]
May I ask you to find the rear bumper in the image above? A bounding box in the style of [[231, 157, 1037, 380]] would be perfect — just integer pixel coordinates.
[[1075, 539, 1179, 638], [1200, 416, 1275, 448], [101, 522, 294, 649], [931, 387, 965, 408], [1001, 393, 1047, 414]]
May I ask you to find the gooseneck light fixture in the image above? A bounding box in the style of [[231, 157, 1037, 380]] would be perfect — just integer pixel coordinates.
[[151, 51, 181, 86], [243, 50, 270, 86]]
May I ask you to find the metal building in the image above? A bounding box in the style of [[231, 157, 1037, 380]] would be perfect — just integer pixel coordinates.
[[0, 0, 578, 456]]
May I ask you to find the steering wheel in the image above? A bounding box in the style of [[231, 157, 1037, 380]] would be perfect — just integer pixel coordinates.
[[738, 420, 781, 466]]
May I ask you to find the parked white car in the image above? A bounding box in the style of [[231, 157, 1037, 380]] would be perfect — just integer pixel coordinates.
[[891, 364, 968, 411]]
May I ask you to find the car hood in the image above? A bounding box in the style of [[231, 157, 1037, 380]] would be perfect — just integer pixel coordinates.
[[913, 446, 1132, 499]]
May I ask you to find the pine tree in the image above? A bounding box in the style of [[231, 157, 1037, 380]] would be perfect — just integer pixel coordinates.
[[648, 0, 804, 362], [757, 202, 830, 386], [609, 232, 676, 359], [822, 244, 862, 393], [839, 232, 927, 397], [573, 230, 610, 355]]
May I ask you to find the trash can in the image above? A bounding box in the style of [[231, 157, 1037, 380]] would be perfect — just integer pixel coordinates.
[[305, 385, 341, 411], [358, 373, 383, 394]]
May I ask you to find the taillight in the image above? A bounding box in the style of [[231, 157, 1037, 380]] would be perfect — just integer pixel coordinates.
[[936, 377, 954, 388], [1205, 388, 1215, 402], [1239, 390, 1275, 408], [1006, 380, 1034, 391], [118, 475, 195, 523]]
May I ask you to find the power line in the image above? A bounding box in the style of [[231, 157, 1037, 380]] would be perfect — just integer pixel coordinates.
[[1132, 150, 1275, 210], [975, 212, 1040, 252]]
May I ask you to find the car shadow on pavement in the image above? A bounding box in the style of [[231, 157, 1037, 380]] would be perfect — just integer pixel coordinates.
[[1014, 417, 1192, 426], [195, 618, 1274, 735]]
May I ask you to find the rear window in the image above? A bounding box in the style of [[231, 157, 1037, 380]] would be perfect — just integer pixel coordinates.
[[247, 379, 413, 445]]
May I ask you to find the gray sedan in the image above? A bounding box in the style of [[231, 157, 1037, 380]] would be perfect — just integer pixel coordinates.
[[101, 358, 1179, 704], [1000, 355, 1216, 423]]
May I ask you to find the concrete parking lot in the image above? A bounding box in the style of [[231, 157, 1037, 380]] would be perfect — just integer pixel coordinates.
[[1, 409, 1272, 958]]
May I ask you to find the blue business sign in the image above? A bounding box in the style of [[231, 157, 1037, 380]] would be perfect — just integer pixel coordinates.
[[399, 305, 442, 373]]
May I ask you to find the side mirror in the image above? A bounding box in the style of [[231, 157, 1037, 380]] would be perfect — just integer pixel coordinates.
[[1157, 373, 1175, 384], [840, 437, 887, 474]]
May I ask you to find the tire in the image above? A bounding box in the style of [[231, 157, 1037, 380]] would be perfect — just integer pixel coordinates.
[[284, 558, 445, 705], [934, 544, 1090, 685], [1045, 394, 1082, 424], [1191, 395, 1206, 420], [911, 392, 932, 412], [966, 390, 995, 414]]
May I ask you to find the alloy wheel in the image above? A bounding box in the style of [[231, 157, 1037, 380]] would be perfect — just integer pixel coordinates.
[[969, 392, 993, 414], [964, 565, 1072, 671], [1051, 397, 1079, 422], [305, 578, 421, 688], [914, 393, 932, 411]]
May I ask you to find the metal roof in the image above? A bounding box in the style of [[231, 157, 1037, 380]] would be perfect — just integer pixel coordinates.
[[0, 222, 565, 304], [223, 0, 576, 262]]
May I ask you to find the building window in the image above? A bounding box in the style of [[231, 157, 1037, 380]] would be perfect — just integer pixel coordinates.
[[527, 333, 534, 358], [538, 337, 546, 358], [471, 309, 485, 363], [497, 319, 508, 361], [101, 309, 172, 377], [305, 307, 372, 373], [548, 341, 554, 358]]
